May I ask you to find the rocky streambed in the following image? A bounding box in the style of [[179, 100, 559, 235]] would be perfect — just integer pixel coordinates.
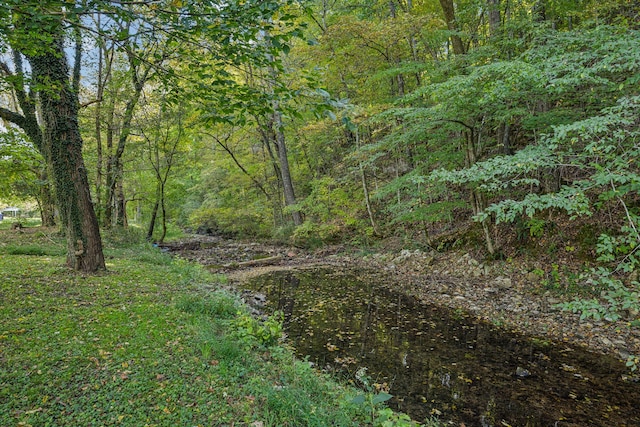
[[161, 235, 640, 367]]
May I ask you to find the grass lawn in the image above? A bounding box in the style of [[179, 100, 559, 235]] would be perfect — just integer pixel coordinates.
[[0, 227, 396, 426]]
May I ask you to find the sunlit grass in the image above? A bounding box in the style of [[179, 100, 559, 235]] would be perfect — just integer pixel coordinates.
[[0, 227, 401, 426]]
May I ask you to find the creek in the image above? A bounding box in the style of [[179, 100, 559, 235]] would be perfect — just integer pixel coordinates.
[[240, 267, 639, 427]]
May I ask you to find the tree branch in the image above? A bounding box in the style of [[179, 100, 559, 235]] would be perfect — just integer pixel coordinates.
[[72, 24, 82, 94], [0, 107, 27, 128]]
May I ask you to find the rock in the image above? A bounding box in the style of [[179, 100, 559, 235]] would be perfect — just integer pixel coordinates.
[[515, 366, 531, 378], [493, 276, 513, 289], [526, 272, 540, 283], [613, 340, 628, 350], [600, 337, 613, 347]]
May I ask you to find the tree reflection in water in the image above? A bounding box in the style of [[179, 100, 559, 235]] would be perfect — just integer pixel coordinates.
[[244, 268, 640, 427]]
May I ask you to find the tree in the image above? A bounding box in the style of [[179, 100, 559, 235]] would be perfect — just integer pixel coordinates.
[[0, 2, 105, 271], [0, 129, 54, 224], [438, 0, 466, 55], [138, 94, 186, 243]]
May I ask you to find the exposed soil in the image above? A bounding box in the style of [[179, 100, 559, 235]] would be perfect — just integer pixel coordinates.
[[161, 235, 640, 369]]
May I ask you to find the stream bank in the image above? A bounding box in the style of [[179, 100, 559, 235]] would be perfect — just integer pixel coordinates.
[[240, 268, 639, 426], [161, 235, 640, 369]]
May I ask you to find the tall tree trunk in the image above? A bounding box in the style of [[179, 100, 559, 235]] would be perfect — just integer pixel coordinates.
[[94, 12, 110, 225], [487, 0, 501, 36], [115, 179, 126, 226], [463, 127, 495, 255], [146, 191, 160, 241], [28, 37, 105, 271], [38, 168, 56, 227], [0, 51, 58, 228], [273, 109, 303, 226], [355, 127, 380, 236], [439, 0, 466, 55], [104, 47, 152, 228], [159, 181, 167, 243], [105, 95, 139, 227]]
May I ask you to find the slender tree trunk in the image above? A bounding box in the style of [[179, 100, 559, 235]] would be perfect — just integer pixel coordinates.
[[355, 128, 380, 235], [502, 122, 511, 155], [104, 47, 152, 228], [104, 100, 115, 227], [28, 37, 105, 271], [115, 179, 126, 226], [159, 181, 167, 243], [487, 0, 501, 36], [105, 95, 139, 227], [95, 14, 106, 225], [463, 127, 495, 255], [272, 108, 303, 226], [146, 193, 160, 241], [439, 0, 466, 55]]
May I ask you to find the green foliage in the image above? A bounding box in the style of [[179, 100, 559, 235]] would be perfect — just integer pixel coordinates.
[[558, 268, 640, 322], [101, 226, 147, 247], [292, 220, 343, 247], [526, 218, 546, 238], [0, 130, 47, 202], [351, 367, 420, 427], [232, 310, 284, 348]]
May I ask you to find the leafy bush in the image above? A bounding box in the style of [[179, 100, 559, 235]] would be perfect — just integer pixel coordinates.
[[559, 268, 640, 322], [232, 310, 284, 348], [291, 220, 343, 247]]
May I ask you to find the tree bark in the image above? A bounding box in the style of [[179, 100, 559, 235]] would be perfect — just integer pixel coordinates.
[[146, 193, 160, 241], [355, 128, 380, 236], [487, 0, 501, 37], [38, 168, 57, 227], [439, 0, 466, 55], [273, 108, 303, 226], [27, 36, 105, 271]]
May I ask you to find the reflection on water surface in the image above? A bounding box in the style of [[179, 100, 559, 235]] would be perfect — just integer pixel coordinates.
[[243, 269, 639, 427]]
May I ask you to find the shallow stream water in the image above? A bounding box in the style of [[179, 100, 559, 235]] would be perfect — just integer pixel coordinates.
[[241, 268, 639, 427]]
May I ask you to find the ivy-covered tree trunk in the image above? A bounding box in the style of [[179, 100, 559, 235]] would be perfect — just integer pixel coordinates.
[[28, 36, 105, 272], [38, 168, 56, 227]]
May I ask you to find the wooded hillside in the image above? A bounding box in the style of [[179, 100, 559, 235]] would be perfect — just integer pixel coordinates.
[[1, 1, 639, 277]]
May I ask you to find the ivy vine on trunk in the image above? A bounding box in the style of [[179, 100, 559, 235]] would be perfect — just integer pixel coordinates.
[[1, 3, 106, 272]]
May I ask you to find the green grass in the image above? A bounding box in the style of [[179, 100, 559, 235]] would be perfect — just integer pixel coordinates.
[[0, 227, 395, 427], [0, 217, 42, 230]]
